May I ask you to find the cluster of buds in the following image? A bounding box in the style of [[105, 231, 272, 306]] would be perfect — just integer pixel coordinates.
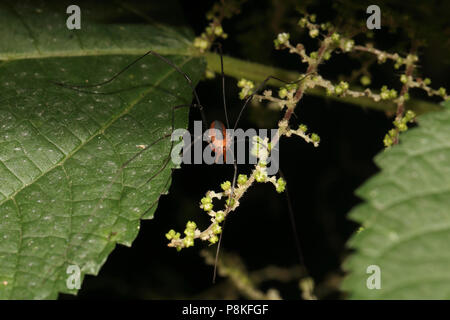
[[380, 85, 398, 100], [327, 81, 349, 96], [248, 73, 314, 114], [166, 135, 290, 250], [394, 54, 418, 69], [273, 32, 291, 50], [165, 221, 198, 251], [340, 39, 355, 52], [407, 77, 449, 101], [278, 83, 299, 100], [383, 110, 416, 147], [279, 120, 320, 147], [297, 14, 321, 37], [193, 0, 244, 53], [237, 78, 255, 99], [194, 22, 228, 52]]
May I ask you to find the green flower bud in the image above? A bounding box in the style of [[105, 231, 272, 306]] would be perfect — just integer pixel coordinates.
[[226, 198, 235, 208], [380, 87, 390, 100], [389, 89, 398, 99], [201, 196, 212, 205], [311, 133, 320, 143], [400, 74, 408, 84], [255, 170, 267, 182], [193, 37, 209, 51], [276, 177, 286, 193], [331, 32, 340, 42], [404, 110, 416, 122], [221, 181, 231, 191], [388, 129, 397, 137], [165, 229, 179, 240], [215, 211, 225, 223], [183, 237, 194, 248], [278, 87, 288, 98], [424, 78, 431, 85], [276, 32, 290, 45], [184, 229, 195, 237], [360, 75, 371, 86], [309, 28, 319, 38], [237, 174, 248, 185], [298, 18, 307, 28], [339, 81, 349, 91], [186, 221, 197, 230], [273, 39, 280, 49], [202, 203, 213, 212], [299, 124, 308, 132], [383, 134, 393, 147], [214, 25, 224, 36], [343, 39, 354, 52], [394, 119, 407, 132], [212, 223, 222, 235], [286, 83, 298, 91], [209, 235, 219, 244], [237, 79, 253, 88]]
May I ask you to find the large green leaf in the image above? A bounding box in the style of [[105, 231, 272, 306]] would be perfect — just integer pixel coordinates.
[[0, 0, 204, 299], [342, 103, 450, 299]]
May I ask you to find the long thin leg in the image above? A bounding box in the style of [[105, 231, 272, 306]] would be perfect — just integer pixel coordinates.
[[279, 169, 309, 276], [214, 43, 230, 129], [212, 71, 315, 282], [212, 160, 237, 283], [211, 43, 238, 283], [53, 49, 209, 128]]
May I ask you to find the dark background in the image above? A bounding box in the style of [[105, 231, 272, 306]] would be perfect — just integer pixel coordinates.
[[63, 0, 450, 299]]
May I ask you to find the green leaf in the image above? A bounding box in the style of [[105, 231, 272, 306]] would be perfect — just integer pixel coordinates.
[[0, 1, 205, 299], [342, 102, 450, 299]]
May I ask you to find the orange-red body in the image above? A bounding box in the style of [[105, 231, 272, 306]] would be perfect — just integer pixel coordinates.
[[209, 120, 230, 163]]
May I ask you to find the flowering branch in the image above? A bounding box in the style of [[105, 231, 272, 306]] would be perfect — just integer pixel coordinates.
[[167, 11, 449, 252]]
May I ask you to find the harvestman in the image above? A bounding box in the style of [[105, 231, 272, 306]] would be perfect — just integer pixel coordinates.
[[52, 46, 313, 284]]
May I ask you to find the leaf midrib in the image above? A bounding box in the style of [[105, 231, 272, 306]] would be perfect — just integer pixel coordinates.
[[0, 48, 196, 62]]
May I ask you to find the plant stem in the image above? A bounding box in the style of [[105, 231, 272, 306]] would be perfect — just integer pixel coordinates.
[[204, 52, 442, 115]]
